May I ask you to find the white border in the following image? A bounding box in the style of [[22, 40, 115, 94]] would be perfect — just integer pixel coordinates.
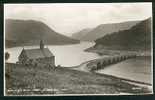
[[151, 13, 153, 92], [4, 5, 6, 96], [3, 3, 154, 96]]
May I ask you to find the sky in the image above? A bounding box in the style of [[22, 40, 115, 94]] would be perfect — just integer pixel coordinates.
[[4, 3, 152, 36]]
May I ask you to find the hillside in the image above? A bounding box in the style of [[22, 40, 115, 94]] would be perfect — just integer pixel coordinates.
[[71, 20, 140, 41], [71, 28, 92, 40], [5, 63, 150, 95], [94, 18, 151, 51], [5, 19, 79, 48]]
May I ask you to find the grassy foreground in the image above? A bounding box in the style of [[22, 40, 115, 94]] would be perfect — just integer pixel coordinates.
[[5, 63, 151, 95]]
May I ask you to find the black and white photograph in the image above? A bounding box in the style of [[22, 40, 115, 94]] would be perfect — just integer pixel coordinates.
[[4, 3, 153, 96]]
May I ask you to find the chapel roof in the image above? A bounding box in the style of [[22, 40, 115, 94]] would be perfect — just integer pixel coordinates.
[[23, 48, 54, 59]]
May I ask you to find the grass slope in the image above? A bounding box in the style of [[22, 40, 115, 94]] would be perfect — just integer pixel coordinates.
[[5, 63, 150, 95]]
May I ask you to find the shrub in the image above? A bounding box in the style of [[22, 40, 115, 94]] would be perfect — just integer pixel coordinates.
[[5, 52, 10, 61]]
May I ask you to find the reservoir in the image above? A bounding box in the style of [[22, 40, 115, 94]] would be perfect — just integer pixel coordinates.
[[96, 56, 152, 84], [5, 42, 152, 84], [5, 42, 100, 66]]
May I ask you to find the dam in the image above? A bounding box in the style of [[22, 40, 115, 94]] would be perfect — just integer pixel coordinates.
[[86, 54, 137, 71]]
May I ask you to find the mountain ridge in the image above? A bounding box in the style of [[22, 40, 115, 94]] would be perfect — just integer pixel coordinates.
[[5, 19, 80, 48], [71, 28, 93, 41], [71, 20, 141, 41], [94, 17, 152, 51]]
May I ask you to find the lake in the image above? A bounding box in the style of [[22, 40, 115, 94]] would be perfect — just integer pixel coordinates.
[[5, 42, 152, 84], [5, 42, 100, 66], [96, 56, 152, 84]]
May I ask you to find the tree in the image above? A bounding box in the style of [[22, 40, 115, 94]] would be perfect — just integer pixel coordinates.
[[97, 62, 101, 70], [5, 52, 10, 61], [57, 65, 61, 67]]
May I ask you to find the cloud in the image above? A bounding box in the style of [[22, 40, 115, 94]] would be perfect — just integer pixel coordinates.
[[4, 3, 152, 36]]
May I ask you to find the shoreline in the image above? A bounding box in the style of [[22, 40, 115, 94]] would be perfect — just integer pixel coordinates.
[[70, 49, 152, 87], [70, 60, 152, 86], [4, 42, 152, 95], [85, 46, 151, 56], [5, 41, 81, 49], [5, 62, 152, 95]]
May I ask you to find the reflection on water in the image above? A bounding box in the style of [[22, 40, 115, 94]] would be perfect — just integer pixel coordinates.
[[96, 56, 152, 84]]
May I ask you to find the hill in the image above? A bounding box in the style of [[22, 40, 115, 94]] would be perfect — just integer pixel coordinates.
[[5, 63, 150, 95], [94, 17, 151, 51], [71, 20, 140, 41], [71, 28, 92, 41], [5, 19, 79, 48]]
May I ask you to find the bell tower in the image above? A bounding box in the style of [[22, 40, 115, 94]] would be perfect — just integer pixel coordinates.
[[40, 40, 44, 50]]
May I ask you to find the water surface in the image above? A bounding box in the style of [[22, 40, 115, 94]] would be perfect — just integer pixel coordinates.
[[96, 56, 152, 84], [5, 42, 100, 66], [5, 42, 152, 84]]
